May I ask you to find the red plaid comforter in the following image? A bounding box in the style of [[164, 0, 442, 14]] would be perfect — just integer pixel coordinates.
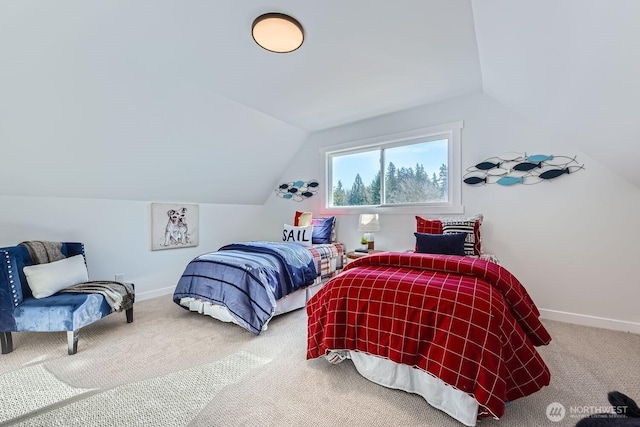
[[306, 252, 551, 420]]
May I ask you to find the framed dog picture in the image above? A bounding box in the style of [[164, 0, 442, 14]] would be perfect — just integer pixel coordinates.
[[151, 203, 199, 250]]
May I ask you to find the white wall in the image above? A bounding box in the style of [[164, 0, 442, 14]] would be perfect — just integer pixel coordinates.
[[265, 92, 640, 333], [4, 90, 639, 333], [0, 196, 270, 300]]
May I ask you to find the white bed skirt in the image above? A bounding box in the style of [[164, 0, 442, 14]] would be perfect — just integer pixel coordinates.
[[341, 351, 480, 426], [179, 281, 326, 331]]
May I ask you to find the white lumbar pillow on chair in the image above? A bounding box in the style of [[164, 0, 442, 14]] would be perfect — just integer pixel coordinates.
[[23, 255, 89, 299]]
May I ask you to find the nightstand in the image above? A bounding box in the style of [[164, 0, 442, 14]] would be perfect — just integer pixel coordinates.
[[346, 250, 383, 261]]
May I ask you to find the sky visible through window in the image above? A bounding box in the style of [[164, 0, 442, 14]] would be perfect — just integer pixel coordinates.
[[332, 139, 448, 190]]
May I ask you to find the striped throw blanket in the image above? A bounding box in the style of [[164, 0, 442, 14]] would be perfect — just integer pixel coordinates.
[[60, 281, 134, 312], [19, 240, 65, 263]]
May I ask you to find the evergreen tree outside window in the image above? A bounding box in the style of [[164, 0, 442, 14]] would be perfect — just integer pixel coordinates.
[[322, 121, 463, 214]]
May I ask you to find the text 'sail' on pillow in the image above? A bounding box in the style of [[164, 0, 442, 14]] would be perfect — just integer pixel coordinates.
[[283, 224, 313, 247]]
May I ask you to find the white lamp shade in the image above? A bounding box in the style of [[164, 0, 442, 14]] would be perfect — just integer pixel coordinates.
[[358, 214, 380, 232]]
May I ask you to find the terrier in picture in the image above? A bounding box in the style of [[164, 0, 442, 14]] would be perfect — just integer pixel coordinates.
[[164, 208, 190, 246]]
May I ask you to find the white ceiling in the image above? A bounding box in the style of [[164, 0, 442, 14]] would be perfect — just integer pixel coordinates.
[[1, 0, 638, 204]]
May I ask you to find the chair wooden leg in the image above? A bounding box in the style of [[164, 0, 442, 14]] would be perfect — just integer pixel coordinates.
[[67, 330, 78, 355], [126, 307, 133, 323], [1, 332, 13, 354]]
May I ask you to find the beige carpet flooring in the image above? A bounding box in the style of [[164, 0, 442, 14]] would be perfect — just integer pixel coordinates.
[[1, 295, 639, 426]]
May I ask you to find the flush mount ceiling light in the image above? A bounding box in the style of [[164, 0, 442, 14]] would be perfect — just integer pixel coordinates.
[[252, 13, 304, 53]]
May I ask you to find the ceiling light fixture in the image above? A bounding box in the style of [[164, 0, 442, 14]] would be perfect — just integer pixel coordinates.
[[252, 13, 304, 53]]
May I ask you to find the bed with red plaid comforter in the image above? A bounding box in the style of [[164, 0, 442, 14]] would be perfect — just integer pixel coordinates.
[[306, 252, 551, 422]]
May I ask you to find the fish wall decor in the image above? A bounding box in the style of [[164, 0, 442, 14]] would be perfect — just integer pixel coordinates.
[[464, 153, 584, 186], [275, 179, 319, 201]]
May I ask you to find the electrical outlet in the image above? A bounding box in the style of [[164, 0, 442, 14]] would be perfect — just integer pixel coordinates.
[[115, 274, 125, 282]]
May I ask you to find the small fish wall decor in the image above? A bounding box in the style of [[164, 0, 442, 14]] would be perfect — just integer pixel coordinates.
[[275, 179, 319, 201], [464, 152, 584, 187]]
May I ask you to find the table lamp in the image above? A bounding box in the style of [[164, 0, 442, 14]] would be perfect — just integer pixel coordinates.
[[358, 214, 381, 251]]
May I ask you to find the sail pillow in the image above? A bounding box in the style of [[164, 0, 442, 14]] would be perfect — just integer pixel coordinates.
[[283, 224, 313, 247]]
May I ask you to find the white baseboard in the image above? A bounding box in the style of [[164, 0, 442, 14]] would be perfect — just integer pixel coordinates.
[[135, 286, 175, 302], [539, 308, 640, 335]]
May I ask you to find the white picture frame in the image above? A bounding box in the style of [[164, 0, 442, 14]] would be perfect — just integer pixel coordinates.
[[151, 203, 199, 250]]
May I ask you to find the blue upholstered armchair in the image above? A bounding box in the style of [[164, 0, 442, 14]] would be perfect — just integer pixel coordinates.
[[0, 242, 134, 355]]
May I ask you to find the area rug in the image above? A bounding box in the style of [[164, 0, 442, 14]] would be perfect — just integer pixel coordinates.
[[2, 350, 270, 426]]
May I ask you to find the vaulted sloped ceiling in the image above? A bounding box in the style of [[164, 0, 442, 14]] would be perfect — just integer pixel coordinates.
[[472, 0, 640, 186], [1, 1, 636, 204]]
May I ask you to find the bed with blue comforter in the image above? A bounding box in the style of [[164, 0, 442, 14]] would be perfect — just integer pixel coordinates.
[[173, 241, 343, 334]]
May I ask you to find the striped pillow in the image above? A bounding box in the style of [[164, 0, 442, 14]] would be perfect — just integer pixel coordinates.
[[441, 215, 482, 256]]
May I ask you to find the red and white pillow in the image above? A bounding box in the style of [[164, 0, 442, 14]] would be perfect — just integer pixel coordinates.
[[294, 211, 313, 227], [415, 216, 443, 235], [415, 214, 483, 256], [293, 211, 337, 244]]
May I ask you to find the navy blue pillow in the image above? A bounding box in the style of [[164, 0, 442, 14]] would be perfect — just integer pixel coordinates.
[[414, 232, 466, 256], [311, 216, 335, 244]]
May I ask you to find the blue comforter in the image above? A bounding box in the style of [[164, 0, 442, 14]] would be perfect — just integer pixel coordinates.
[[173, 241, 317, 334]]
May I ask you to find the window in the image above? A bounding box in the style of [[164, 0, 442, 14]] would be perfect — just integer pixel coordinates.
[[321, 121, 463, 214]]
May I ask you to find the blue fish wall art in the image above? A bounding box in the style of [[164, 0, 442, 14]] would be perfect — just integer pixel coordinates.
[[464, 153, 584, 186], [496, 176, 525, 186], [275, 179, 319, 201]]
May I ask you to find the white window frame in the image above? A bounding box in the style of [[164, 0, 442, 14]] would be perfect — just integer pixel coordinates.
[[320, 121, 463, 215]]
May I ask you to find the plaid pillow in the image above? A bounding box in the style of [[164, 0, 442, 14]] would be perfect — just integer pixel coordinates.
[[415, 216, 443, 234]]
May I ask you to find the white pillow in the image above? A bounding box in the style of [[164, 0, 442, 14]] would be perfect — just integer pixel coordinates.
[[23, 255, 89, 299], [282, 224, 313, 247]]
